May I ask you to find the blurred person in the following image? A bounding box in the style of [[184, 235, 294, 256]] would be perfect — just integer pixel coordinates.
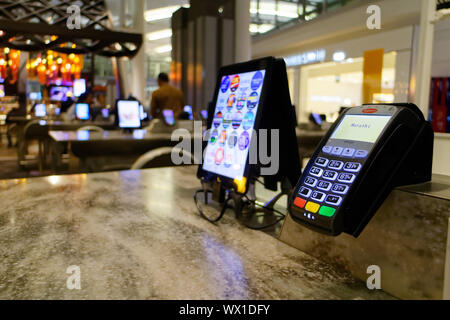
[[97, 93, 105, 107], [150, 73, 184, 120], [60, 96, 74, 113]]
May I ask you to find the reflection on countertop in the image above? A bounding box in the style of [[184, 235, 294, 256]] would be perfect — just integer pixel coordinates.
[[0, 167, 393, 299]]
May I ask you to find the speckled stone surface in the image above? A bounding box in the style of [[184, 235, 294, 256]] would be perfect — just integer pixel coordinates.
[[0, 167, 392, 300], [279, 176, 450, 300]]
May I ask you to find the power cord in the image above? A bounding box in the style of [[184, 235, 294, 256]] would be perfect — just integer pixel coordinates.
[[240, 193, 286, 230], [193, 186, 287, 230], [194, 189, 232, 223]]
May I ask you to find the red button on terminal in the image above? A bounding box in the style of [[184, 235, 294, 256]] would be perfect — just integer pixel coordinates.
[[362, 108, 378, 113], [294, 197, 306, 208]]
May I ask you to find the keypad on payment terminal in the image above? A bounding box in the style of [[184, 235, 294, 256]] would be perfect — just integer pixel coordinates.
[[293, 144, 366, 219]]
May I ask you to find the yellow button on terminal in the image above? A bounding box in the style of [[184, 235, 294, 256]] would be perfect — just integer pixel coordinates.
[[305, 201, 320, 213]]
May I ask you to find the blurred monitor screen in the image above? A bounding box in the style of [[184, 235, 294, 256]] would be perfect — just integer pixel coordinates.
[[162, 109, 175, 126], [75, 103, 90, 120], [117, 100, 141, 129], [50, 86, 73, 102], [29, 92, 42, 100], [34, 104, 46, 117], [73, 79, 86, 97], [101, 108, 110, 118], [184, 105, 193, 120]]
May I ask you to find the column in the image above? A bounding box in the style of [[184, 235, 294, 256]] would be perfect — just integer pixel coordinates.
[[234, 0, 251, 63], [414, 0, 436, 116], [130, 0, 146, 103]]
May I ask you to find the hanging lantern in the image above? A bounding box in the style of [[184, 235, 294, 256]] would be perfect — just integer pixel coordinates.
[[27, 50, 84, 85], [0, 48, 21, 84]]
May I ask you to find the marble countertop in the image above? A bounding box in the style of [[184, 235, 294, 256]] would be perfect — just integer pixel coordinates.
[[0, 167, 392, 299]]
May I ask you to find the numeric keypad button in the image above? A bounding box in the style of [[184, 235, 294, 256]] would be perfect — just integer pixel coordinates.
[[325, 195, 343, 206], [344, 162, 361, 172], [337, 172, 356, 183], [322, 170, 338, 181], [311, 191, 326, 202], [315, 157, 329, 167], [328, 160, 344, 170], [298, 187, 312, 198], [316, 180, 332, 191], [304, 176, 318, 188], [309, 166, 323, 178], [331, 184, 349, 195]]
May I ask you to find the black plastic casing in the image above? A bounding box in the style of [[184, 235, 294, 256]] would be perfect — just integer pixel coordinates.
[[197, 57, 300, 194], [289, 103, 433, 237]]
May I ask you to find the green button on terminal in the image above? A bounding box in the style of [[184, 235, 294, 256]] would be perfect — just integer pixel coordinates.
[[319, 206, 336, 217]]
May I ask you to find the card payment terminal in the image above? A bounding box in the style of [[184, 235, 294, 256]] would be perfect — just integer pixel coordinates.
[[289, 103, 433, 237]]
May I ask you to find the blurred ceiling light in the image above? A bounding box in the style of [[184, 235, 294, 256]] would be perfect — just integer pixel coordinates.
[[155, 44, 172, 54], [147, 29, 172, 41], [144, 5, 190, 22], [250, 2, 298, 18], [249, 23, 274, 34], [332, 51, 346, 62]]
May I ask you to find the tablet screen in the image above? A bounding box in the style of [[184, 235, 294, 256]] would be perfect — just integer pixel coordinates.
[[118, 100, 141, 128], [75, 103, 90, 120], [162, 109, 175, 126], [202, 70, 266, 179], [35, 104, 46, 117]]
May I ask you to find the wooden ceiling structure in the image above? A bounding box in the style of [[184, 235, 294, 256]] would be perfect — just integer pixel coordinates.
[[0, 0, 142, 57]]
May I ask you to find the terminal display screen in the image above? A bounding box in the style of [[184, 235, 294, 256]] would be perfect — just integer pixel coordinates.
[[117, 100, 141, 128], [331, 115, 392, 143], [202, 69, 266, 179]]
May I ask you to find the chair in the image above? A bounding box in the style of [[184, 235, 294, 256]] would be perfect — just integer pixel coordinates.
[[18, 120, 48, 172], [131, 146, 195, 170], [77, 125, 104, 132]]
